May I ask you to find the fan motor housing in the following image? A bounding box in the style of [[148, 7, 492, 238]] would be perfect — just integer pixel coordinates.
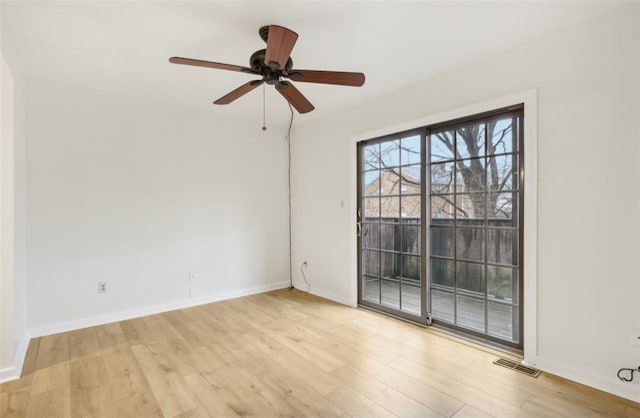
[[249, 49, 293, 84]]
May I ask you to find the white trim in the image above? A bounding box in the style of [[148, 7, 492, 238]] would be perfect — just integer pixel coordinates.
[[0, 332, 29, 383], [533, 357, 640, 403], [28, 281, 289, 338], [0, 366, 17, 383], [350, 89, 539, 357], [293, 280, 356, 307]]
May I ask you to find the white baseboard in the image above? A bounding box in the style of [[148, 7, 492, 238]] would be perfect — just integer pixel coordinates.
[[0, 332, 32, 383], [292, 280, 355, 307], [525, 356, 640, 403], [0, 366, 18, 383], [28, 281, 290, 338]]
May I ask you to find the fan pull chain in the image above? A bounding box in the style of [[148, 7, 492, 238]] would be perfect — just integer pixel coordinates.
[[262, 83, 267, 131]]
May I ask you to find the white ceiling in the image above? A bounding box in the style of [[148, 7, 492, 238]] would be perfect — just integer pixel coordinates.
[[1, 1, 622, 128]]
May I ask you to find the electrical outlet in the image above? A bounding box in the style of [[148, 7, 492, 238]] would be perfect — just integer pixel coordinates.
[[98, 282, 107, 294], [189, 272, 196, 282], [632, 326, 640, 348]]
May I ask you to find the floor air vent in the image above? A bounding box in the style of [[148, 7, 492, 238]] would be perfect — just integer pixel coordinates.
[[493, 358, 541, 378]]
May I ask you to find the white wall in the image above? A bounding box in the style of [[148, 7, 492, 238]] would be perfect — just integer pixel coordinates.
[[0, 50, 16, 381], [22, 76, 291, 334], [291, 4, 640, 402]]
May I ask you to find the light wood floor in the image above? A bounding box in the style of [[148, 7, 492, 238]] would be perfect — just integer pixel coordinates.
[[1, 289, 638, 418]]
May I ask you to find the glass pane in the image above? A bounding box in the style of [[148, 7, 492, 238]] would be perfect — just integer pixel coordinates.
[[487, 229, 518, 266], [364, 143, 380, 170], [401, 196, 420, 220], [401, 165, 421, 194], [487, 154, 517, 191], [363, 197, 380, 219], [431, 259, 453, 287], [380, 196, 400, 219], [363, 170, 381, 197], [488, 192, 516, 223], [431, 289, 454, 322], [401, 135, 421, 165], [401, 283, 421, 316], [381, 252, 400, 280], [401, 254, 421, 283], [431, 131, 454, 162], [380, 140, 400, 167], [488, 301, 518, 342], [401, 225, 421, 254], [362, 250, 379, 276], [380, 279, 400, 309], [431, 227, 453, 258], [488, 266, 518, 303], [381, 169, 401, 196], [456, 261, 484, 294], [456, 194, 485, 221], [431, 195, 456, 223], [362, 223, 379, 250], [457, 159, 486, 192], [380, 223, 399, 252], [363, 276, 380, 303], [457, 123, 485, 159], [488, 118, 514, 155], [431, 162, 454, 193], [457, 295, 485, 331], [457, 228, 484, 262]]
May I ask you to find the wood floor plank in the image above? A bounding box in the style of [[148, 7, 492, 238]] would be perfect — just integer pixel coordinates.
[[2, 289, 638, 418], [210, 365, 294, 417], [144, 314, 214, 377], [171, 405, 212, 418], [388, 357, 542, 418], [162, 309, 215, 349], [522, 394, 629, 418], [131, 343, 200, 418], [25, 386, 71, 418], [69, 354, 112, 418], [34, 333, 69, 371], [256, 368, 345, 417], [326, 386, 398, 418], [29, 362, 70, 396], [0, 388, 30, 418], [185, 371, 253, 418], [332, 344, 464, 416], [452, 404, 495, 418], [69, 327, 101, 360], [101, 340, 146, 400], [257, 320, 346, 372], [95, 322, 126, 354], [120, 317, 155, 346], [108, 371, 163, 418], [241, 330, 343, 396], [331, 365, 446, 418]]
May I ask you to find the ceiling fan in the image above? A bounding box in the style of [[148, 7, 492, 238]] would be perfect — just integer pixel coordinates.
[[169, 25, 365, 114]]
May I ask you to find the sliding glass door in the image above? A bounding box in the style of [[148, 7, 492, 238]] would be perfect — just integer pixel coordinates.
[[357, 107, 523, 348], [358, 130, 426, 321]]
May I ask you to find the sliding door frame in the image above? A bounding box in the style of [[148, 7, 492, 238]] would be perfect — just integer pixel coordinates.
[[356, 128, 428, 324], [350, 95, 538, 352]]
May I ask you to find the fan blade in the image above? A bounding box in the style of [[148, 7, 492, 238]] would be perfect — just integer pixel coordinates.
[[169, 57, 256, 74], [286, 69, 365, 86], [264, 25, 298, 70], [214, 80, 264, 105], [275, 81, 314, 114]]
